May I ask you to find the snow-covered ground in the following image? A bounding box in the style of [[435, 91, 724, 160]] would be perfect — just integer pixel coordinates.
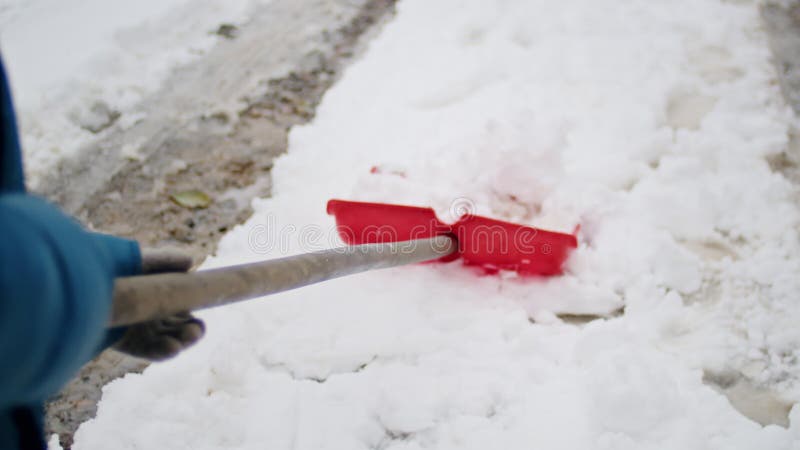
[[0, 0, 270, 187], [6, 0, 800, 448]]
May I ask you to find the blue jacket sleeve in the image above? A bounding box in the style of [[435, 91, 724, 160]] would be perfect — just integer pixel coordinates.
[[0, 195, 141, 406]]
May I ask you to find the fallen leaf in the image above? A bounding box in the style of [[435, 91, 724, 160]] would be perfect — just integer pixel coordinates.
[[170, 190, 212, 209]]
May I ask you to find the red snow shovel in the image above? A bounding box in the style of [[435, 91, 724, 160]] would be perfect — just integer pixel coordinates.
[[109, 199, 577, 327], [327, 199, 577, 276]]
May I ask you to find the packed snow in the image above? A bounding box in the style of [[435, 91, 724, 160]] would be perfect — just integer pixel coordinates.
[[6, 0, 800, 448]]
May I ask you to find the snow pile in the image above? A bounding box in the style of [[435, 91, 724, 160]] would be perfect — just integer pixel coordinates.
[[0, 0, 270, 185], [72, 0, 800, 448]]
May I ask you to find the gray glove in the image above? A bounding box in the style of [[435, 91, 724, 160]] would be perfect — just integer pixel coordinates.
[[113, 248, 206, 361]]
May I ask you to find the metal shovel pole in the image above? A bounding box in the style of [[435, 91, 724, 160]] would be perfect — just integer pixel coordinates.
[[110, 236, 456, 327]]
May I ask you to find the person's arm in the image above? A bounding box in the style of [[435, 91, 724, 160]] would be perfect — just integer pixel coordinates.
[[0, 194, 141, 406], [0, 56, 203, 411]]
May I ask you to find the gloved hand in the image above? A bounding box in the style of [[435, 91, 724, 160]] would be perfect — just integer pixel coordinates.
[[111, 248, 205, 361]]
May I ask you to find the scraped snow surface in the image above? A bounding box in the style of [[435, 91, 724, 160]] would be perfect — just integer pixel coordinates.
[[27, 0, 800, 448], [0, 0, 269, 186]]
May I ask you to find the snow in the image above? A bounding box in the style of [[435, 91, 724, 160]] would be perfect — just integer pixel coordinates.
[[5, 0, 796, 448], [0, 0, 270, 186]]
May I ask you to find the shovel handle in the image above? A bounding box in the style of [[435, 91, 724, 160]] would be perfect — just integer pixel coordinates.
[[110, 236, 456, 327]]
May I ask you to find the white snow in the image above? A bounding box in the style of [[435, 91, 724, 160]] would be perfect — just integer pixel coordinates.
[[11, 0, 799, 448], [0, 0, 269, 186]]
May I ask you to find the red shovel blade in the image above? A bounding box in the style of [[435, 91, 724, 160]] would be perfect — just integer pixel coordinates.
[[327, 199, 577, 276]]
